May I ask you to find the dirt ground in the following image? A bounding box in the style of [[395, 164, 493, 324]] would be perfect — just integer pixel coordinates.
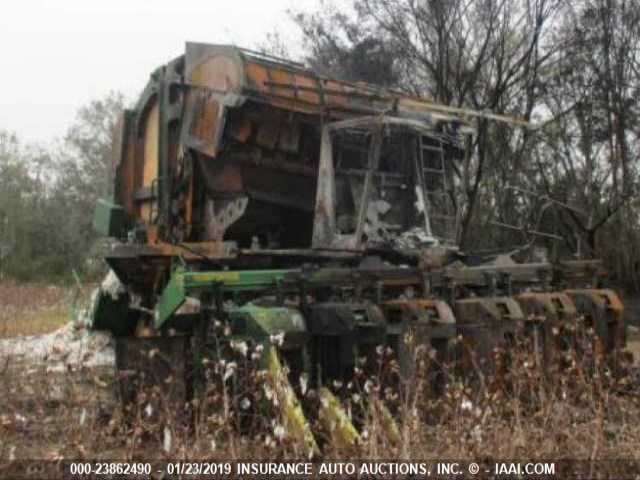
[[0, 281, 115, 369], [0, 283, 70, 338], [0, 281, 101, 337], [0, 282, 119, 460]]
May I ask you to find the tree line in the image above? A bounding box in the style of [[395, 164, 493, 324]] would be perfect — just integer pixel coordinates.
[[0, 93, 124, 281]]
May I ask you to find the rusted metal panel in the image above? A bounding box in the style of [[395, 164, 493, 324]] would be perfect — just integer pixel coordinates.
[[185, 43, 244, 101], [190, 93, 220, 144], [114, 43, 540, 257], [243, 164, 317, 211], [454, 297, 524, 387], [382, 299, 456, 325], [245, 60, 270, 94], [565, 289, 626, 362], [182, 90, 226, 157], [182, 43, 533, 129], [380, 299, 456, 396], [142, 102, 159, 187], [255, 119, 281, 149], [291, 73, 321, 105], [516, 292, 578, 373], [229, 115, 252, 142], [198, 161, 244, 192]]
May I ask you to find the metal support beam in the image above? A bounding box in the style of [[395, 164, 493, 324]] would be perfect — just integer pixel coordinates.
[[354, 123, 383, 246]]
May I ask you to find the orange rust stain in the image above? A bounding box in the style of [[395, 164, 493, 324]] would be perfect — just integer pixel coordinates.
[[256, 121, 281, 149], [601, 290, 624, 314], [270, 68, 298, 101], [191, 95, 220, 147], [295, 74, 320, 104], [324, 79, 350, 107], [246, 62, 270, 92], [230, 116, 252, 142], [190, 55, 240, 92], [139, 202, 152, 224], [146, 226, 159, 244]]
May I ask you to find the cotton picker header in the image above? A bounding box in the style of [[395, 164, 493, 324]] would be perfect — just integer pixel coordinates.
[[90, 43, 627, 454]]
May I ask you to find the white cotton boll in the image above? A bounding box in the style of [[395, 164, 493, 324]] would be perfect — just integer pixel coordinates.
[[144, 404, 153, 417], [269, 332, 285, 347], [364, 380, 373, 394], [263, 384, 274, 400], [163, 426, 172, 453], [273, 424, 286, 439], [461, 398, 473, 411], [79, 408, 87, 426], [223, 362, 237, 381], [231, 340, 248, 357]]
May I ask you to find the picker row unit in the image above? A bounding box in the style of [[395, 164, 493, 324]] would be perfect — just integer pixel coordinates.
[[89, 43, 627, 453]]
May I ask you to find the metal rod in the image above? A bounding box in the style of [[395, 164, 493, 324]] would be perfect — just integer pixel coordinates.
[[489, 220, 564, 240]]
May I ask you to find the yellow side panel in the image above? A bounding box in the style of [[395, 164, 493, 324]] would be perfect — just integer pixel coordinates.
[[140, 102, 159, 223], [143, 102, 159, 186]]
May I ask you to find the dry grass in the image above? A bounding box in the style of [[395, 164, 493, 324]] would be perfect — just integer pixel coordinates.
[[0, 282, 93, 338], [627, 325, 640, 360], [2, 329, 640, 471], [1, 285, 640, 478]]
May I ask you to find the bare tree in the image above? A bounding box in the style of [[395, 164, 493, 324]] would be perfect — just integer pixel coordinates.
[[534, 0, 640, 284], [295, 0, 562, 247]]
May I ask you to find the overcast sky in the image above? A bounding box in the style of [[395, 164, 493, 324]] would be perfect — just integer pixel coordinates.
[[0, 0, 319, 144]]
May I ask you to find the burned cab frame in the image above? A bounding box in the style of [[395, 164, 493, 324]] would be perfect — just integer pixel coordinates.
[[312, 115, 465, 252]]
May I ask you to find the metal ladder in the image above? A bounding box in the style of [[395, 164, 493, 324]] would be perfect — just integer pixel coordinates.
[[417, 135, 455, 242]]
